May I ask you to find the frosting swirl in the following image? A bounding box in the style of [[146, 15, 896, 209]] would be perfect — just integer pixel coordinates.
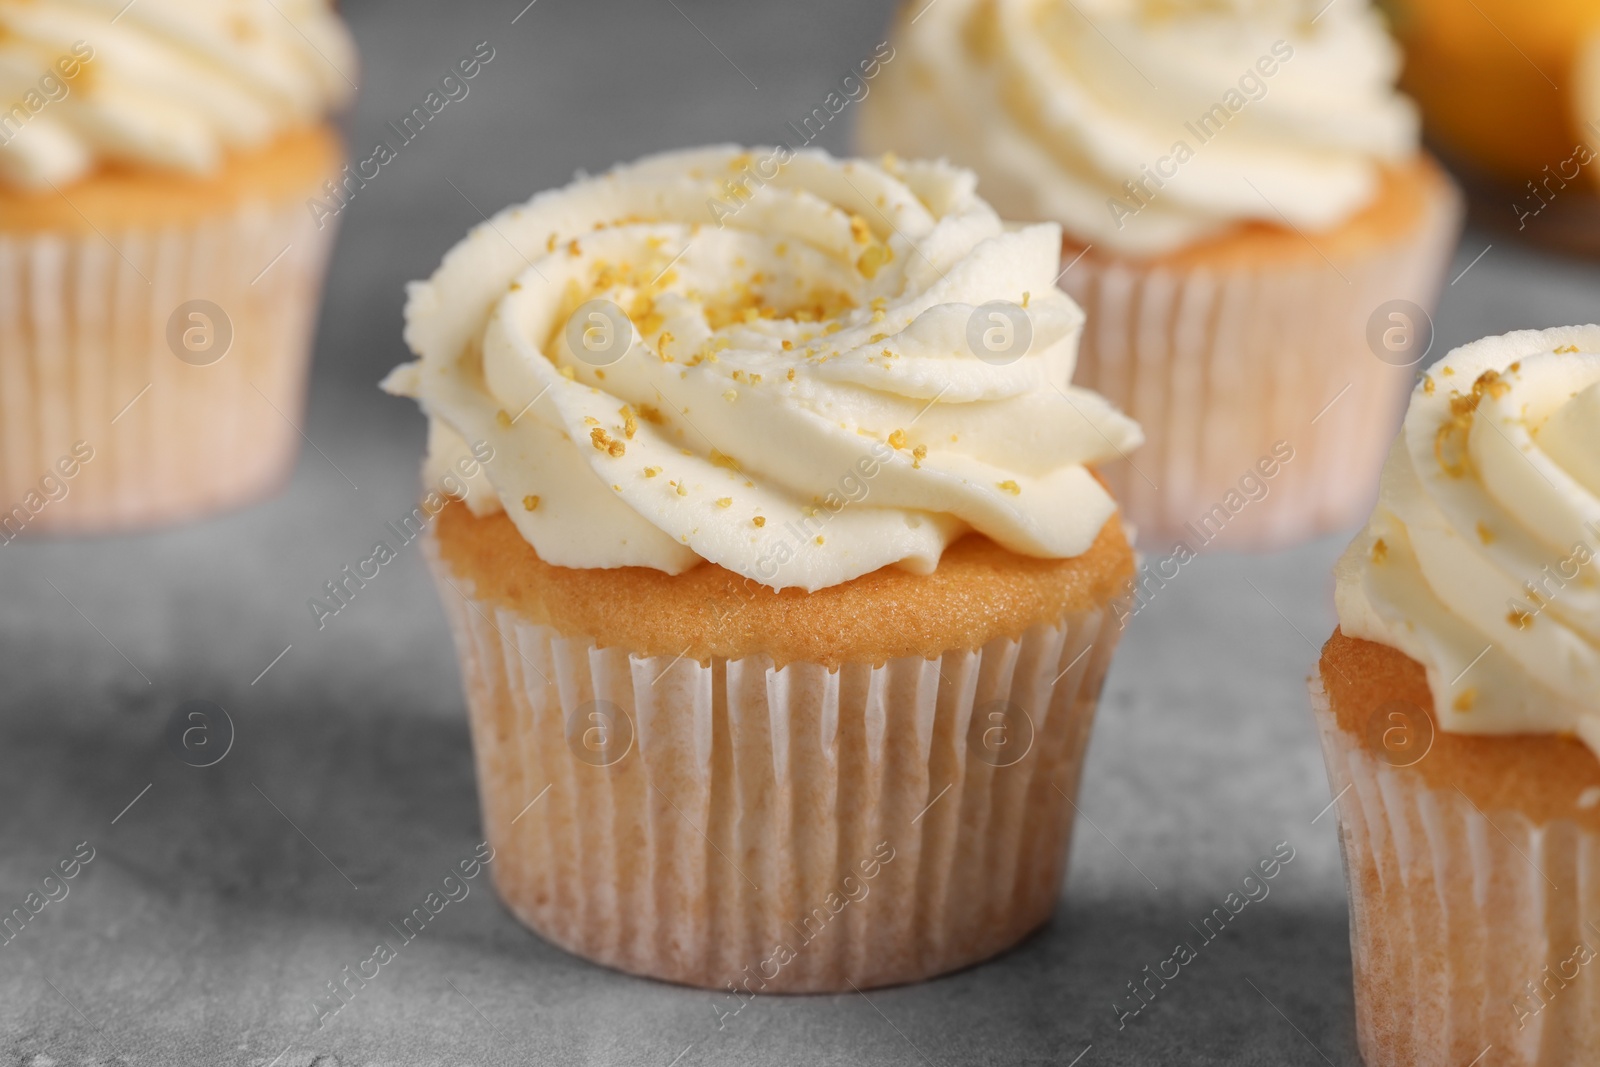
[[0, 0, 354, 190], [859, 0, 1419, 256], [383, 146, 1142, 592], [1336, 326, 1600, 755]]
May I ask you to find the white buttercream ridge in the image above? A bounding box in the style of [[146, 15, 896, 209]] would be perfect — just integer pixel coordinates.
[[859, 0, 1419, 256], [1335, 326, 1600, 757], [384, 146, 1143, 592], [0, 0, 354, 190]]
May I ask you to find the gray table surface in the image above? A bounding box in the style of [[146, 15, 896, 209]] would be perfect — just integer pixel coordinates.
[[3, 2, 1598, 1064]]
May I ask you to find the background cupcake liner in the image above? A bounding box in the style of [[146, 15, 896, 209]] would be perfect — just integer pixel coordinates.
[[1312, 677, 1600, 1067], [1062, 185, 1461, 551], [427, 536, 1126, 993], [0, 199, 338, 535]]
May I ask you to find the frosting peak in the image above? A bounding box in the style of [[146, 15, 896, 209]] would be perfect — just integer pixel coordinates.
[[0, 0, 354, 190], [1336, 326, 1600, 756], [384, 147, 1142, 592], [859, 0, 1419, 255]]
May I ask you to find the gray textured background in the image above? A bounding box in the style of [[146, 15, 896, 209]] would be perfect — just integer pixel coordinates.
[[3, 1, 1599, 1064]]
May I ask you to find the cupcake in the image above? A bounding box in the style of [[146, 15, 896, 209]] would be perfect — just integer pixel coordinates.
[[0, 0, 354, 535], [1384, 0, 1600, 255], [1314, 325, 1600, 1065], [383, 147, 1143, 991], [858, 0, 1463, 549]]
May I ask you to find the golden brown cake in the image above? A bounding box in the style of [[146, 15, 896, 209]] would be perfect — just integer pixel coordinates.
[[386, 146, 1146, 991], [859, 0, 1463, 549], [1314, 326, 1600, 1066], [1062, 156, 1460, 548], [0, 1, 354, 535], [434, 502, 1133, 990]]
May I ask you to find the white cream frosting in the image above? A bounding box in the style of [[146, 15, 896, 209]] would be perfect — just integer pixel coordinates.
[[383, 146, 1143, 592], [1336, 326, 1600, 755], [859, 0, 1419, 256], [0, 0, 354, 190]]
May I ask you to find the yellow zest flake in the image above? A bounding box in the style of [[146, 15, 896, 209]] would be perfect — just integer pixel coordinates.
[[584, 416, 600, 427], [1371, 538, 1388, 563], [849, 215, 872, 245], [1022, 290, 1031, 308], [787, 368, 796, 382], [753, 516, 766, 527], [591, 428, 626, 457], [612, 484, 621, 492], [674, 481, 688, 497], [509, 281, 522, 292], [620, 405, 639, 439], [567, 239, 582, 257], [1436, 393, 1478, 477], [716, 497, 733, 508], [710, 450, 742, 471], [1474, 369, 1511, 400], [1509, 361, 1522, 372], [775, 242, 788, 256], [522, 495, 540, 511], [723, 389, 739, 402], [815, 536, 825, 545], [1453, 689, 1476, 712], [869, 333, 888, 344], [595, 370, 606, 380], [657, 331, 675, 362], [1508, 609, 1534, 630], [1477, 521, 1495, 545], [644, 466, 661, 478], [1556, 344, 1580, 354], [560, 366, 577, 381], [998, 480, 1021, 495], [546, 233, 558, 252], [495, 409, 512, 428], [912, 444, 927, 469], [888, 429, 908, 450], [732, 370, 745, 382], [781, 339, 793, 351], [638, 404, 665, 425], [1441, 366, 1455, 377], [1422, 376, 1436, 396], [857, 243, 893, 279]]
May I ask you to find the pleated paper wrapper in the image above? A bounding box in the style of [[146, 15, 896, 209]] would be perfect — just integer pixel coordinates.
[[427, 539, 1126, 993], [1062, 184, 1461, 550], [0, 199, 337, 534], [1312, 676, 1600, 1067]]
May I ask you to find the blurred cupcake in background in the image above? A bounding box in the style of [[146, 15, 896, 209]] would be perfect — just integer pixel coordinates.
[[1383, 0, 1600, 255], [385, 146, 1143, 991], [1316, 325, 1600, 1066], [0, 0, 354, 536], [859, 0, 1462, 550]]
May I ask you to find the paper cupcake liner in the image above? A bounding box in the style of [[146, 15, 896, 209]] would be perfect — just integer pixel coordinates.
[[1062, 185, 1461, 550], [1312, 677, 1600, 1067], [0, 197, 338, 535], [426, 536, 1126, 992]]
